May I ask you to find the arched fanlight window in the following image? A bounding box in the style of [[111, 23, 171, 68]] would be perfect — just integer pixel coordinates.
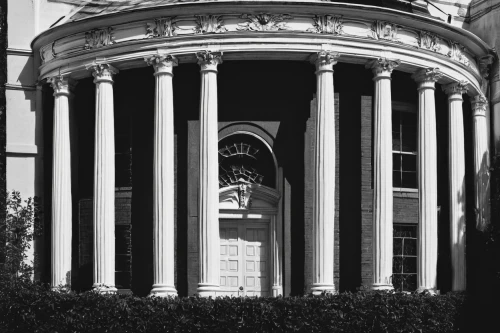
[[218, 133, 275, 188]]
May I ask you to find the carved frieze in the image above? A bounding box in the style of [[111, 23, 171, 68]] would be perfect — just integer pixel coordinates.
[[418, 31, 441, 52], [308, 15, 343, 35], [237, 183, 252, 209], [194, 15, 227, 34], [237, 13, 292, 31], [448, 41, 470, 66], [84, 27, 115, 50], [146, 17, 178, 38], [371, 21, 399, 42]]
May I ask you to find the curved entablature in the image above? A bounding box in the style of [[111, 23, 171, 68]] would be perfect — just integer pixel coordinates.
[[32, 1, 492, 96]]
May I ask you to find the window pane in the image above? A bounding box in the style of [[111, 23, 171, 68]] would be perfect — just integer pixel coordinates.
[[392, 111, 400, 131], [403, 257, 417, 273], [392, 131, 401, 151], [393, 238, 403, 256], [393, 224, 418, 291], [393, 171, 401, 188], [400, 111, 416, 126], [393, 153, 401, 171], [402, 154, 416, 172], [393, 257, 403, 273], [403, 238, 417, 256], [401, 127, 417, 152], [401, 171, 417, 188]]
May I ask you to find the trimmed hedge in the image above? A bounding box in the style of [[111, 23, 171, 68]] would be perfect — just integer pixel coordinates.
[[0, 278, 473, 332]]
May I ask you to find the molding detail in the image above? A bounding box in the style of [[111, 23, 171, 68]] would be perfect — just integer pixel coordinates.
[[307, 15, 343, 34], [84, 27, 115, 50], [371, 21, 399, 42], [418, 31, 441, 52], [146, 17, 178, 38], [443, 81, 469, 96], [194, 15, 227, 34], [238, 183, 252, 209], [448, 41, 470, 66], [237, 13, 292, 31]]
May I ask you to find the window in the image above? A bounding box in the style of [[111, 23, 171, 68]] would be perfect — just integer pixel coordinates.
[[392, 105, 417, 190], [392, 224, 417, 291], [218, 134, 275, 188]]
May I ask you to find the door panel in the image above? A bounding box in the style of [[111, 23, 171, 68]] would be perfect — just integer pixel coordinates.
[[219, 221, 270, 296]]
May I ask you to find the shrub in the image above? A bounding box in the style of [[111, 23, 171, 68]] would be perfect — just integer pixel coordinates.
[[0, 280, 469, 333]]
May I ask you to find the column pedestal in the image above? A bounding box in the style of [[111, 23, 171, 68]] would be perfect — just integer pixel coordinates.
[[146, 55, 179, 297], [310, 51, 339, 295], [196, 51, 222, 297]]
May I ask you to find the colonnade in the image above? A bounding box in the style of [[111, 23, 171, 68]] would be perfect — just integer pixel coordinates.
[[49, 52, 489, 294]]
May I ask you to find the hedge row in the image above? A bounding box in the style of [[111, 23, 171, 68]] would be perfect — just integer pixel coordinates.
[[0, 278, 476, 333]]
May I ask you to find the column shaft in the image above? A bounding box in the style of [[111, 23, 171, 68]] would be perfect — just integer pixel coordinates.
[[146, 55, 178, 296], [412, 68, 442, 293], [88, 64, 118, 293], [443, 82, 468, 291], [49, 76, 75, 289], [197, 51, 222, 297], [472, 95, 491, 231], [311, 51, 339, 295], [368, 58, 400, 290]]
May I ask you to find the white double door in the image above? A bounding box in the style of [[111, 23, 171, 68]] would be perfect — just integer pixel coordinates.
[[219, 220, 270, 296]]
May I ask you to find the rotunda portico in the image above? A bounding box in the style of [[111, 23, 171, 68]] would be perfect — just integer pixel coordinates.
[[32, 1, 494, 296]]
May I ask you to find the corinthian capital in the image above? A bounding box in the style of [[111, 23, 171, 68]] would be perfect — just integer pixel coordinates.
[[48, 75, 77, 96], [412, 67, 442, 84], [313, 51, 339, 72], [86, 63, 119, 83], [145, 54, 178, 75], [367, 58, 400, 78], [442, 81, 468, 96], [471, 94, 488, 117], [196, 50, 223, 72]]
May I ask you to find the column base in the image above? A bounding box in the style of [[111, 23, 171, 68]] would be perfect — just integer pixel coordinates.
[[92, 284, 117, 294], [417, 287, 439, 295], [371, 283, 394, 291], [149, 284, 178, 297], [197, 283, 220, 297], [272, 285, 282, 297], [311, 283, 336, 295]]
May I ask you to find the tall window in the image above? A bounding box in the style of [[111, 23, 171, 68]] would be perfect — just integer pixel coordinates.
[[392, 105, 417, 190], [393, 224, 417, 291]]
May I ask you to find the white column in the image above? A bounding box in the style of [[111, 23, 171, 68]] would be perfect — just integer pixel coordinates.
[[311, 51, 339, 295], [49, 76, 76, 289], [196, 50, 222, 297], [87, 63, 118, 293], [146, 54, 178, 297], [443, 81, 468, 291], [368, 58, 400, 290], [412, 68, 442, 293], [471, 95, 491, 231]]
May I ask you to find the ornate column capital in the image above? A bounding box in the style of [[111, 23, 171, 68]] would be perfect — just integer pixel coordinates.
[[366, 58, 400, 80], [312, 51, 339, 73], [442, 81, 468, 101], [471, 95, 488, 117], [412, 68, 442, 90], [48, 76, 77, 97], [145, 54, 178, 76], [86, 63, 119, 84], [196, 50, 222, 72]]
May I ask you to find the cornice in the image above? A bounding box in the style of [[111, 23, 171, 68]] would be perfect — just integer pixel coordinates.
[[31, 1, 491, 57]]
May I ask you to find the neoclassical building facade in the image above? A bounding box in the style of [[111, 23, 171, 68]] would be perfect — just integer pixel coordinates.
[[5, 0, 499, 297]]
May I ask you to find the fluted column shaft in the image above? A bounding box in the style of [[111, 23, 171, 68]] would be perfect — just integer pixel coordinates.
[[197, 51, 222, 297], [49, 76, 76, 289], [412, 68, 442, 293], [311, 51, 339, 295], [443, 81, 468, 291], [88, 64, 118, 293], [368, 58, 400, 290], [146, 55, 178, 297], [471, 95, 491, 231]]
